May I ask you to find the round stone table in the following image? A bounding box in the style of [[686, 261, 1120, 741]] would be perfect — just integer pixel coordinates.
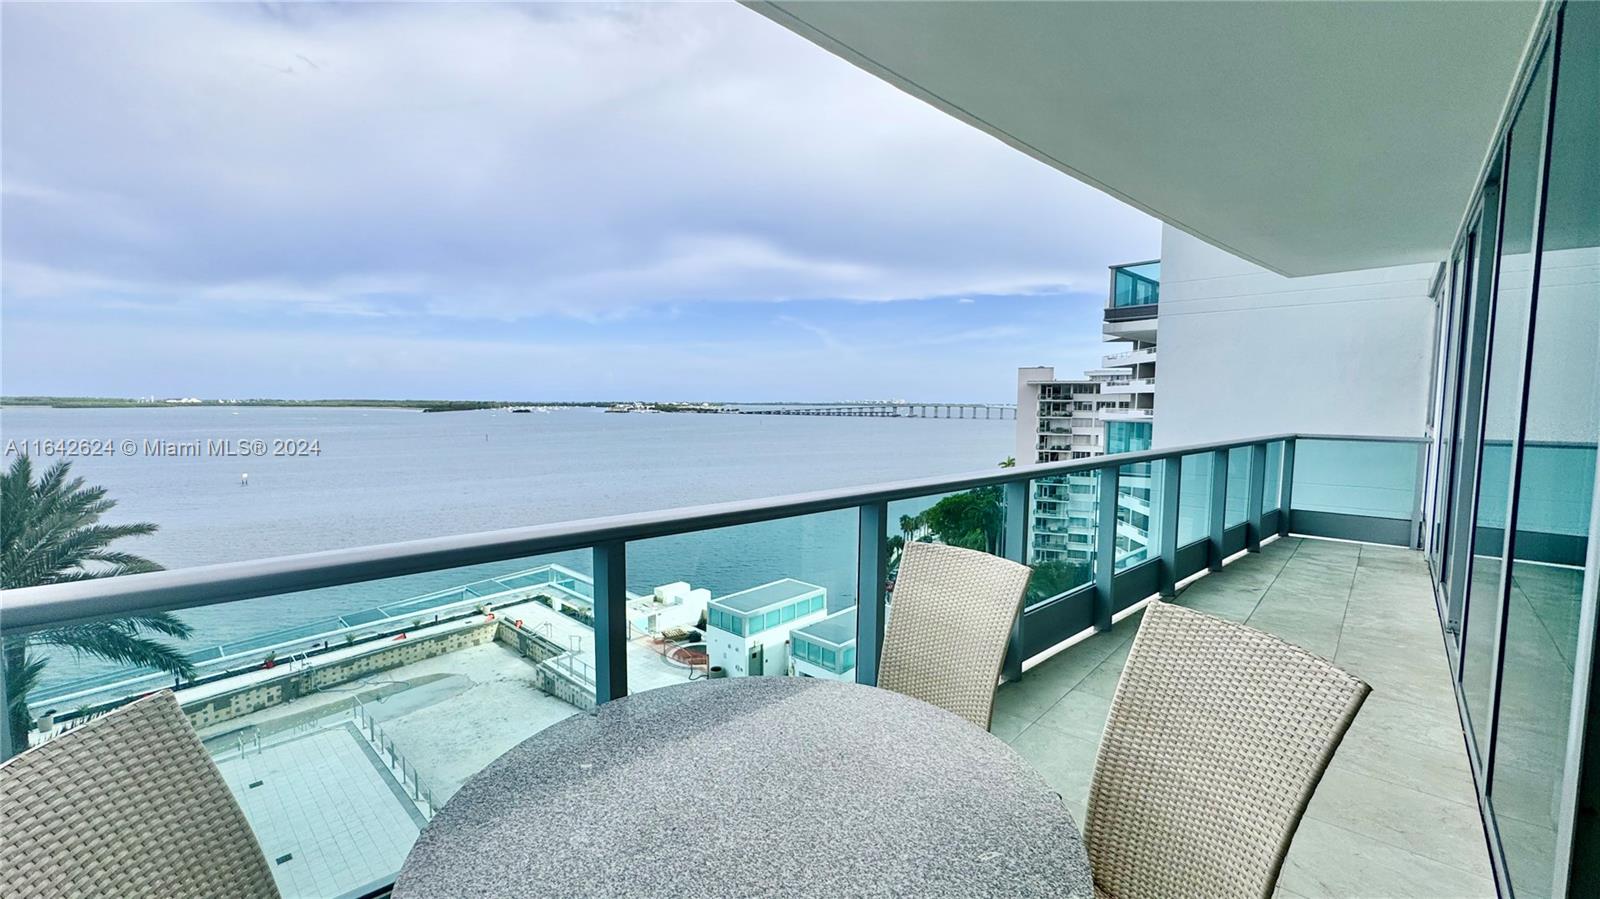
[[394, 677, 1094, 898]]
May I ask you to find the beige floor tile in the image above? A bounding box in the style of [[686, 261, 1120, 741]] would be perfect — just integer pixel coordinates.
[[988, 709, 1033, 743], [1008, 536, 1495, 898], [1280, 818, 1496, 899], [995, 640, 1114, 721], [1034, 688, 1113, 742], [1008, 720, 1101, 809], [1074, 643, 1133, 699], [1304, 767, 1492, 878]]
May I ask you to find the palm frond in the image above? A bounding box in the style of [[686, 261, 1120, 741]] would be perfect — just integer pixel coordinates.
[[34, 624, 197, 680]]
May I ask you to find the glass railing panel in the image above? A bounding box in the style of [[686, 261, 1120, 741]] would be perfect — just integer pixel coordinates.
[[1290, 439, 1421, 521], [1025, 475, 1097, 602], [1265, 441, 1285, 512], [1224, 446, 1250, 527], [12, 553, 591, 898], [625, 509, 857, 686], [1177, 453, 1213, 546], [1114, 462, 1157, 571]]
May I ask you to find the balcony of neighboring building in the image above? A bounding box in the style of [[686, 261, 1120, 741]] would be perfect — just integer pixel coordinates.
[[1097, 377, 1157, 396], [1098, 406, 1155, 422], [1103, 259, 1160, 337], [1102, 345, 1157, 369]]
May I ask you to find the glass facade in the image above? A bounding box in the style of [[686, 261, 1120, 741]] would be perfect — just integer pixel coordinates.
[[1105, 420, 1152, 456], [1426, 5, 1598, 894], [708, 593, 825, 639], [791, 634, 855, 675]]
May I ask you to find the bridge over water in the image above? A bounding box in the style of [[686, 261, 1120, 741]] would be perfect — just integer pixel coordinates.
[[738, 403, 1015, 420]]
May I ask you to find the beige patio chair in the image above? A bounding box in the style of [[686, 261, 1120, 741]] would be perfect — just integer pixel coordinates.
[[878, 540, 1032, 730], [1084, 600, 1369, 899], [0, 690, 279, 899]]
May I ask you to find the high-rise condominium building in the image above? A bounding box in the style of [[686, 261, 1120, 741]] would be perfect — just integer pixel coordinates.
[[1018, 261, 1160, 567]]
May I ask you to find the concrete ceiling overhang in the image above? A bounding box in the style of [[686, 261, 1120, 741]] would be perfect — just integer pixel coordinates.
[[744, 1, 1545, 276]]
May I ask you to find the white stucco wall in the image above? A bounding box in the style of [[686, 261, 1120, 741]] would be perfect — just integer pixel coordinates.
[[1015, 366, 1052, 463], [1153, 225, 1438, 448]]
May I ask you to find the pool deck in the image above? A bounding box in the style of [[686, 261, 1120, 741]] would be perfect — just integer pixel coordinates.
[[995, 535, 1497, 898]]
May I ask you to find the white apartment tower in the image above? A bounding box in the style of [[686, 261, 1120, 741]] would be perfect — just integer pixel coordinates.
[[1017, 261, 1160, 566]]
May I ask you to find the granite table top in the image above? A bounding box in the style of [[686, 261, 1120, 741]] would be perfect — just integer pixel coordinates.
[[394, 677, 1094, 898]]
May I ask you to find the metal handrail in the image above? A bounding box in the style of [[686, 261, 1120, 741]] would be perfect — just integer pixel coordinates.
[[0, 432, 1423, 635]]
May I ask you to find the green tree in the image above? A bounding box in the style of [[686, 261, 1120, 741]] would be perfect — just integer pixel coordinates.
[[1, 455, 194, 758], [919, 486, 1005, 555], [891, 459, 1018, 573], [1024, 559, 1093, 604]]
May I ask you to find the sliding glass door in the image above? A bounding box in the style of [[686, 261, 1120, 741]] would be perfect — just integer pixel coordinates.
[[1426, 3, 1598, 895], [1461, 47, 1551, 766], [1487, 4, 1598, 895]]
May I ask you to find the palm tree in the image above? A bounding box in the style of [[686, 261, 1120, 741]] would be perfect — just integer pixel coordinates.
[[1, 455, 195, 758]]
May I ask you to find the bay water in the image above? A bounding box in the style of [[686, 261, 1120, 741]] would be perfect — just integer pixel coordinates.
[[1, 405, 1012, 693]]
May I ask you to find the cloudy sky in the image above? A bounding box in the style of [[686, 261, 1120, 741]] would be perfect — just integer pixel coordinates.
[[1, 2, 1156, 402]]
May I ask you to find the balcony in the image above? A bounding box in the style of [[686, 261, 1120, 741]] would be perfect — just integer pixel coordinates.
[[1, 433, 1481, 898], [1098, 377, 1156, 396], [1102, 346, 1157, 369], [996, 536, 1493, 896], [1110, 260, 1160, 308]]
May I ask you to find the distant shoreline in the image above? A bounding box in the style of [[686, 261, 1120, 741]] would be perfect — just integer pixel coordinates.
[[0, 397, 925, 413], [1, 397, 609, 413]]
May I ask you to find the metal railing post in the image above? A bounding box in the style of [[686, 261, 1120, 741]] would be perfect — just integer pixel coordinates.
[[1246, 442, 1267, 552], [1000, 479, 1029, 682], [1208, 450, 1229, 572], [1279, 439, 1297, 537], [855, 502, 888, 687], [1410, 440, 1429, 550], [1158, 456, 1182, 597], [1094, 466, 1118, 632], [592, 541, 628, 703]]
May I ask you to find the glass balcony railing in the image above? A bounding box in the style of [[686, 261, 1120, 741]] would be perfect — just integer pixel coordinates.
[[1111, 260, 1160, 307], [0, 431, 1426, 897]]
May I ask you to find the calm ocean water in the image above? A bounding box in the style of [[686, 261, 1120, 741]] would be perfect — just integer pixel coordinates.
[[2, 405, 1011, 690]]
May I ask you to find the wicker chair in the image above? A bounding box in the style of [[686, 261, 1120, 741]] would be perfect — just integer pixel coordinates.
[[1083, 600, 1369, 899], [878, 540, 1032, 730], [0, 690, 279, 899]]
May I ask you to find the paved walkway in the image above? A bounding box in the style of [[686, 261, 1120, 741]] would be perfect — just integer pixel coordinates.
[[995, 536, 1496, 898]]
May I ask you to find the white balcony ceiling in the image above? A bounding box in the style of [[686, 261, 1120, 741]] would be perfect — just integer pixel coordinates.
[[745, 1, 1544, 276]]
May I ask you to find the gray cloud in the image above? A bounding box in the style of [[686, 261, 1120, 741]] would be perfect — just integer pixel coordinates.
[[2, 1, 1156, 322]]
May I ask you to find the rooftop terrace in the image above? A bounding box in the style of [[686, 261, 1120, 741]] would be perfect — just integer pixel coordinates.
[[711, 577, 825, 615], [793, 607, 857, 646]]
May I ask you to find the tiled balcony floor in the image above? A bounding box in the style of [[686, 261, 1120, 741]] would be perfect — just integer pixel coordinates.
[[995, 536, 1496, 898]]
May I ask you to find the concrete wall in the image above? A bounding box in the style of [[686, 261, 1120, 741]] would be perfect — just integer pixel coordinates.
[[184, 623, 497, 730], [1016, 366, 1052, 463], [1153, 226, 1437, 447], [495, 620, 596, 711]]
